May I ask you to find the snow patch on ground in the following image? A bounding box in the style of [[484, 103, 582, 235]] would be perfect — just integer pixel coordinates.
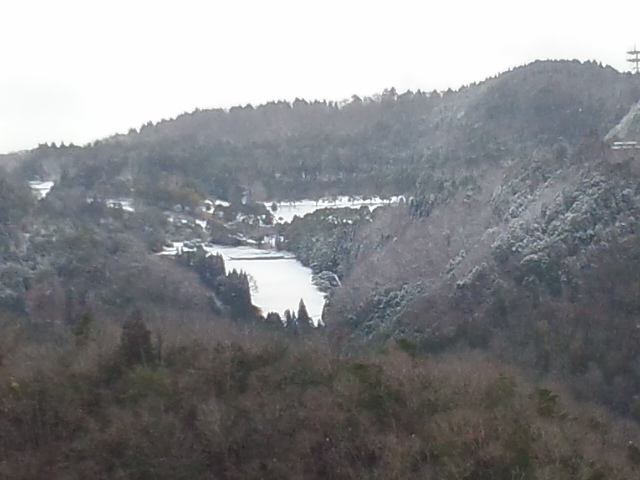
[[28, 181, 54, 199], [106, 199, 135, 212], [265, 195, 405, 223]]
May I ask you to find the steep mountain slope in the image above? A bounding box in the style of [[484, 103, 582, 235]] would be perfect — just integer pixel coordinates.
[[323, 96, 640, 414], [605, 98, 640, 141]]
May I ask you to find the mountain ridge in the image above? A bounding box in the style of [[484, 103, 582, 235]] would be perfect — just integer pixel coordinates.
[[3, 58, 640, 415]]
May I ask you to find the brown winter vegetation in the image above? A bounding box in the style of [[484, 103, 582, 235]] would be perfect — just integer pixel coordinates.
[[2, 311, 640, 479], [331, 221, 640, 420]]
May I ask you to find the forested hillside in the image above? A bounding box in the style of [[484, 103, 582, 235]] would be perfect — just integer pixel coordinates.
[[5, 60, 639, 204], [3, 59, 640, 478]]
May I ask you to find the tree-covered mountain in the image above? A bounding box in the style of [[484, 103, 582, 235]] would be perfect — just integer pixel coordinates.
[[4, 58, 640, 427], [5, 60, 639, 205]]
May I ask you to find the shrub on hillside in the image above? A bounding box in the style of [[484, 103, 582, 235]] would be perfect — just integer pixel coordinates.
[[119, 310, 154, 367]]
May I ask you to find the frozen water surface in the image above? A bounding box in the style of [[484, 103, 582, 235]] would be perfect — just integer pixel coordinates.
[[157, 195, 405, 323], [162, 244, 326, 324]]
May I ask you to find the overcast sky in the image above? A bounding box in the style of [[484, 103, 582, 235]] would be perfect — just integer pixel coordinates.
[[1, 0, 639, 154]]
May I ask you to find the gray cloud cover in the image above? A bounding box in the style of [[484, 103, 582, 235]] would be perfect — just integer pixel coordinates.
[[1, 0, 638, 153]]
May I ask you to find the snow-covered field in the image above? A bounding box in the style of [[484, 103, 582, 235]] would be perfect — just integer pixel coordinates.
[[265, 195, 405, 223], [160, 243, 325, 324]]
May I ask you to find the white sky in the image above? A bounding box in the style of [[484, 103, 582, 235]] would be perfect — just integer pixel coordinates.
[[1, 0, 639, 154]]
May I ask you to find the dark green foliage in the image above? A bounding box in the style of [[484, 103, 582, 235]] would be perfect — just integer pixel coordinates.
[[346, 362, 405, 422], [72, 312, 93, 347], [51, 226, 110, 282], [215, 269, 255, 319], [344, 283, 425, 341], [483, 230, 640, 413], [631, 396, 640, 422], [536, 388, 560, 417], [0, 263, 28, 312], [410, 173, 478, 219], [265, 311, 282, 326], [176, 248, 264, 321], [297, 298, 310, 326], [283, 308, 294, 327], [504, 420, 535, 476], [0, 177, 34, 226], [484, 375, 517, 410], [395, 337, 418, 358], [279, 207, 368, 276], [178, 247, 226, 289], [119, 310, 154, 367], [135, 180, 203, 211], [120, 365, 171, 404]]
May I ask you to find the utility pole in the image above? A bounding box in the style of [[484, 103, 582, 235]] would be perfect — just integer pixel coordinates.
[[628, 46, 640, 73]]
